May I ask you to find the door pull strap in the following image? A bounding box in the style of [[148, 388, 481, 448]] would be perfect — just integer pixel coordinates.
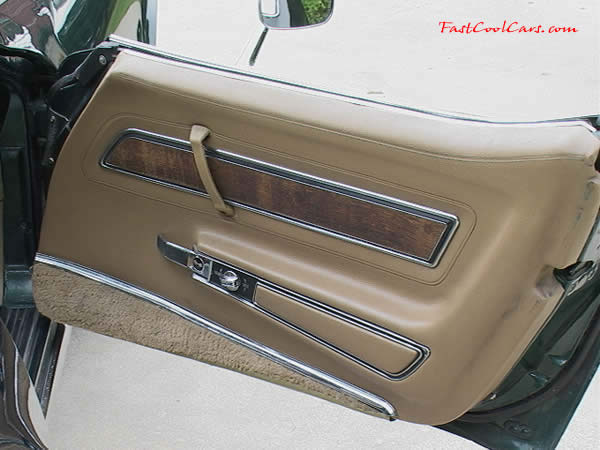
[[190, 125, 234, 217]]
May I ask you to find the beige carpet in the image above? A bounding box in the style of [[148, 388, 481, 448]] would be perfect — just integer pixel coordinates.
[[33, 263, 384, 419]]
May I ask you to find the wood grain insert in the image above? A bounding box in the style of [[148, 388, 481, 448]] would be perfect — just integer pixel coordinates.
[[105, 136, 451, 262]]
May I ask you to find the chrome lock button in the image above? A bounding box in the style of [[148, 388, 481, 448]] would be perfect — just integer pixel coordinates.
[[219, 270, 241, 292], [188, 252, 211, 280], [191, 256, 205, 273]]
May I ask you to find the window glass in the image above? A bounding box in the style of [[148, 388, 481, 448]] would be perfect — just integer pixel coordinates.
[[145, 0, 598, 121]]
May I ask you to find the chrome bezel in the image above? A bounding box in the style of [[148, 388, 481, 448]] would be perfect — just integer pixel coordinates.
[[258, 0, 280, 18]]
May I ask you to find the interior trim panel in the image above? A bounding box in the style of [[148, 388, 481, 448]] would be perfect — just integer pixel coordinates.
[[34, 253, 397, 418], [102, 129, 459, 267], [36, 48, 600, 424]]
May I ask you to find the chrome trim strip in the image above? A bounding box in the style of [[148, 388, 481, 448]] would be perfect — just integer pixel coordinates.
[[157, 235, 430, 381], [254, 283, 429, 380], [107, 36, 599, 130], [101, 128, 459, 267], [34, 253, 397, 418]]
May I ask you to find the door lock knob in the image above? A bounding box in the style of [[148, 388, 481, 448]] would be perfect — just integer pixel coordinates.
[[191, 256, 205, 273], [219, 270, 241, 292]]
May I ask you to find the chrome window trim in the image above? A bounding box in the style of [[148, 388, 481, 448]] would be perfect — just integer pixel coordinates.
[[34, 253, 397, 419], [157, 235, 430, 381], [107, 35, 599, 130], [101, 128, 459, 267]]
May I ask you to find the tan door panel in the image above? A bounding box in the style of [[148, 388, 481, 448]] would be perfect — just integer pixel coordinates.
[[35, 49, 600, 425], [253, 284, 420, 376]]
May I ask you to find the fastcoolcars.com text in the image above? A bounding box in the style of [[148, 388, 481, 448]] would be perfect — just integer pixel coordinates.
[[439, 21, 578, 34]]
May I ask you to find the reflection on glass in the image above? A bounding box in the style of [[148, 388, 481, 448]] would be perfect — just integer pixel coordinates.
[[300, 0, 333, 26]]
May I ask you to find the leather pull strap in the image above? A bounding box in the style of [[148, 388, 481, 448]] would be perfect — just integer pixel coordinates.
[[190, 125, 234, 217]]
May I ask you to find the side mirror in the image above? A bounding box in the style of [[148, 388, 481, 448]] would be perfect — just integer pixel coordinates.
[[259, 0, 334, 29]]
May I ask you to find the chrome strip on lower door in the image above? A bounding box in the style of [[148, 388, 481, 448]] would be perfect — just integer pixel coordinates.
[[34, 253, 397, 419]]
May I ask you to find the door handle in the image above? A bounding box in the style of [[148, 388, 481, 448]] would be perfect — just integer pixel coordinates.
[[190, 125, 234, 217], [157, 234, 257, 301]]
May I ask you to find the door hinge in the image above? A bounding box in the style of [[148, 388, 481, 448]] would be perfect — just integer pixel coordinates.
[[42, 43, 120, 177]]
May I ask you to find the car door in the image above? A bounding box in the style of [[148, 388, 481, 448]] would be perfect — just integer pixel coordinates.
[[30, 33, 600, 445]]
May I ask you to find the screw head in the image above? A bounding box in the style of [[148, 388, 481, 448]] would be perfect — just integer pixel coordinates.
[[98, 54, 107, 66]]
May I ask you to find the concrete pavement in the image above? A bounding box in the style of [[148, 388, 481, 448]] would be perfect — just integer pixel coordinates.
[[46, 327, 598, 449]]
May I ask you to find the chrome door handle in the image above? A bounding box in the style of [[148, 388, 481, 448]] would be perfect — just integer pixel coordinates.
[[157, 235, 256, 301]]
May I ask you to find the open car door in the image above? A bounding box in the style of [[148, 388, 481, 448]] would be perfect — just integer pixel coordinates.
[[31, 37, 600, 448]]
